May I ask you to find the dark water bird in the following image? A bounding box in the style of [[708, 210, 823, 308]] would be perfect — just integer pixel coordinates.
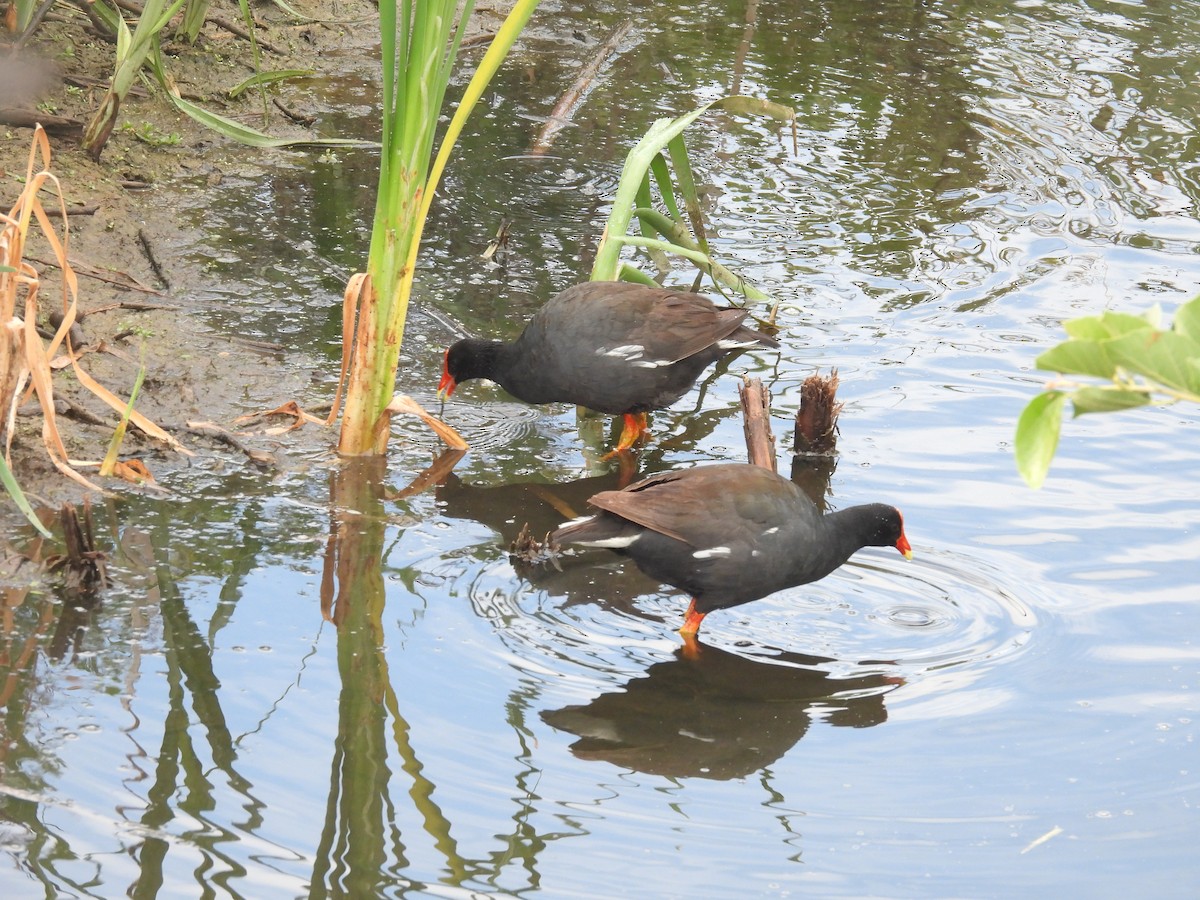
[[551, 463, 912, 639], [438, 281, 779, 452]]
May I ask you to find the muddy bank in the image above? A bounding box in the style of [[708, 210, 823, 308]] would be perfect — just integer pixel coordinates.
[[2, 1, 511, 519]]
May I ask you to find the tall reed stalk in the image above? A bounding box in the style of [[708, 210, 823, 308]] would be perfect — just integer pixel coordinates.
[[336, 0, 540, 456]]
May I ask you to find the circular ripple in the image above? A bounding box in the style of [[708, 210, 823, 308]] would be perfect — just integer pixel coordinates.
[[710, 546, 1039, 678], [453, 542, 1040, 696], [424, 398, 545, 453]]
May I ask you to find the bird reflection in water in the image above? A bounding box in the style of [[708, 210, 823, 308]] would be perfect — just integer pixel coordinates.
[[541, 641, 900, 780]]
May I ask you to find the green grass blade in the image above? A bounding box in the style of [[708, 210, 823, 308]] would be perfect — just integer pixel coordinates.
[[227, 69, 315, 99], [666, 133, 709, 253], [169, 93, 377, 148], [0, 453, 53, 538], [648, 153, 682, 224], [100, 364, 146, 477], [627, 210, 771, 300]]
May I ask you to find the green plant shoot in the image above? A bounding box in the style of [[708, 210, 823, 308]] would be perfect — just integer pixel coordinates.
[[337, 0, 541, 456], [591, 96, 796, 301]]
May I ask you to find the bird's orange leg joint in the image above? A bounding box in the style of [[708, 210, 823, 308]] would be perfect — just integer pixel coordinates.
[[679, 598, 706, 639]]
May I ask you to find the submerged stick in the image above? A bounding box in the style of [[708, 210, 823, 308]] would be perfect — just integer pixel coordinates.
[[738, 375, 776, 471], [530, 22, 633, 155]]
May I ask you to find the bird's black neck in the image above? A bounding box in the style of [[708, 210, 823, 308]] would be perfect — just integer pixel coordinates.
[[823, 503, 901, 559]]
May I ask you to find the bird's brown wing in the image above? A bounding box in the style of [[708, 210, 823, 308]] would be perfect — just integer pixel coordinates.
[[633, 291, 751, 364], [586, 465, 790, 546]]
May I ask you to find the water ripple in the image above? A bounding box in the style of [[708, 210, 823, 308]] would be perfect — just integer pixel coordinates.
[[449, 536, 1039, 713]]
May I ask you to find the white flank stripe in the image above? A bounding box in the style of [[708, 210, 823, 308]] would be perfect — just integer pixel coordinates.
[[577, 534, 641, 549], [762, 526, 780, 536], [692, 546, 732, 559], [715, 338, 761, 350], [599, 344, 645, 360]]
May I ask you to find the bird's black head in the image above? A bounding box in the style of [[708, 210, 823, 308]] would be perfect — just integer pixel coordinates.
[[439, 338, 504, 397], [860, 504, 912, 559]]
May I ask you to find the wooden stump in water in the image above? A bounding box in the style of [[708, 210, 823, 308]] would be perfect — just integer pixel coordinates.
[[793, 370, 841, 456], [738, 376, 776, 471]]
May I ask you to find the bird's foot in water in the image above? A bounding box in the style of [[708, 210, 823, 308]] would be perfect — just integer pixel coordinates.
[[601, 412, 650, 460]]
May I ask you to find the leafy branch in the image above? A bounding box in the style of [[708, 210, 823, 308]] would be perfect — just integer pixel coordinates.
[[1015, 294, 1200, 488]]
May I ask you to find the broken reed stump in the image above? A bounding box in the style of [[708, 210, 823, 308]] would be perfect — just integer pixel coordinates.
[[46, 498, 108, 661], [793, 369, 842, 456], [508, 522, 563, 577], [738, 376, 776, 471]]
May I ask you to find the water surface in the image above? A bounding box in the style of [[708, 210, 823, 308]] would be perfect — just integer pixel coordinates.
[[4, 0, 1200, 896]]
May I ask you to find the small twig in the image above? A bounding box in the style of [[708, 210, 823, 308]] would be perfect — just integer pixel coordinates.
[[186, 421, 278, 469], [530, 22, 634, 155], [0, 108, 84, 136], [228, 336, 286, 352], [205, 15, 282, 54], [480, 217, 511, 262], [460, 31, 498, 48], [53, 398, 108, 427], [28, 255, 166, 295], [83, 301, 180, 315], [271, 97, 315, 126], [41, 204, 99, 218], [136, 228, 170, 289]]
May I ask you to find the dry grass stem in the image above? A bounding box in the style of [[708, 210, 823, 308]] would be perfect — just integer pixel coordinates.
[[1, 126, 189, 498], [383, 393, 470, 450]]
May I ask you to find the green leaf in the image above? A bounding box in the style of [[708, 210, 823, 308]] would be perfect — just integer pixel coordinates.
[[1015, 390, 1066, 489], [1174, 294, 1200, 341], [1099, 310, 1156, 337], [227, 69, 314, 99], [1106, 328, 1200, 396], [1062, 315, 1109, 340], [1035, 338, 1115, 379], [0, 454, 53, 538], [168, 94, 376, 149], [1063, 310, 1152, 341], [1069, 386, 1152, 416]]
